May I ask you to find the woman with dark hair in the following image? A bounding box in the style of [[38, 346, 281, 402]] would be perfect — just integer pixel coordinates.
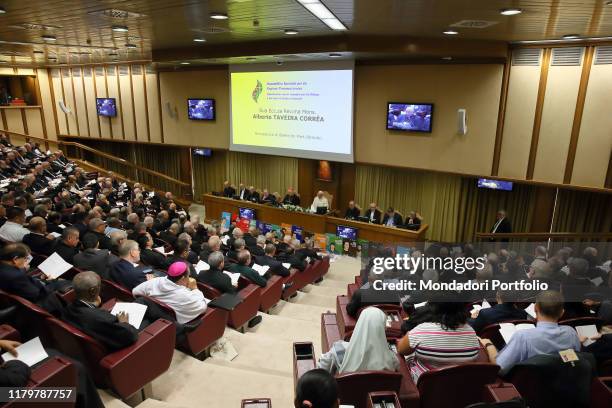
[[294, 368, 338, 408], [397, 301, 480, 382]]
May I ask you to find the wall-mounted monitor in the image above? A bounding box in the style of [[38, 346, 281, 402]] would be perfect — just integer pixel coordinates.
[[386, 102, 433, 132], [477, 178, 513, 191], [336, 225, 358, 240], [239, 207, 255, 220], [193, 148, 212, 157], [96, 98, 117, 117], [188, 98, 215, 120]]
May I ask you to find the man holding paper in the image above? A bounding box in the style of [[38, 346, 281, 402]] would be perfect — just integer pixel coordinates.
[[468, 290, 529, 334], [226, 250, 267, 287], [196, 251, 237, 294], [479, 290, 581, 373]]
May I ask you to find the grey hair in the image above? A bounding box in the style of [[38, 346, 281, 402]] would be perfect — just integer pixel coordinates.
[[118, 240, 139, 258], [208, 251, 225, 269]]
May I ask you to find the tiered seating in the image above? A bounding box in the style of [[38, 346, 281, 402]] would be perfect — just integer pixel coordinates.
[[197, 280, 261, 331]]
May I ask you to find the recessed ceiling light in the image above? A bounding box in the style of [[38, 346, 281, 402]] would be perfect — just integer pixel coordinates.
[[193, 38, 206, 43], [562, 34, 580, 40], [0, 61, 7, 64], [42, 35, 56, 41], [180, 61, 190, 65], [112, 25, 129, 32], [125, 43, 137, 48], [443, 29, 458, 35], [297, 0, 347, 31], [329, 53, 342, 58], [210, 12, 228, 20], [0, 7, 6, 14], [500, 8, 522, 16], [284, 29, 299, 35]]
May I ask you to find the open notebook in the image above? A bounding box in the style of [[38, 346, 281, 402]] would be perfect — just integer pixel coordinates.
[[499, 322, 535, 343]]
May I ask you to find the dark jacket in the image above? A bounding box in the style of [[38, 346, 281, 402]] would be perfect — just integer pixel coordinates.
[[282, 194, 300, 206], [344, 207, 361, 220], [110, 259, 148, 290], [0, 360, 30, 386], [196, 267, 236, 294], [364, 209, 382, 224], [491, 217, 512, 234], [22, 233, 56, 256], [140, 248, 169, 270], [73, 249, 119, 279], [382, 212, 403, 227], [53, 241, 80, 264], [62, 300, 139, 351], [223, 186, 236, 198], [82, 231, 112, 251], [227, 263, 267, 287], [0, 263, 47, 303], [254, 255, 290, 277], [467, 303, 529, 334]]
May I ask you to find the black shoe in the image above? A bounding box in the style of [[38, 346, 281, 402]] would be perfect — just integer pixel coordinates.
[[248, 315, 263, 328]]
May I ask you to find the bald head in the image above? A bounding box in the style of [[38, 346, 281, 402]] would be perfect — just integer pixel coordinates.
[[28, 216, 46, 233], [73, 271, 101, 303]]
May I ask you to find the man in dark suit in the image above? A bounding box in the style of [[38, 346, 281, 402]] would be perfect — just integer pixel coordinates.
[[403, 211, 422, 231], [237, 183, 249, 200], [22, 216, 56, 256], [53, 227, 80, 264], [344, 201, 361, 220], [254, 244, 290, 278], [467, 290, 529, 333], [82, 218, 112, 251], [62, 271, 138, 351], [137, 233, 169, 270], [110, 240, 151, 290], [196, 251, 237, 294], [159, 223, 179, 249], [73, 234, 119, 279], [227, 250, 267, 287], [491, 209, 512, 234], [382, 207, 403, 227], [222, 181, 236, 198], [246, 186, 259, 203], [0, 340, 30, 386], [282, 188, 300, 206], [243, 226, 258, 248], [249, 235, 266, 257], [0, 244, 49, 303], [364, 203, 382, 224]]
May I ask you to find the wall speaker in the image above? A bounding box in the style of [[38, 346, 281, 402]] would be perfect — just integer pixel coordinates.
[[58, 100, 71, 114], [457, 108, 467, 135]]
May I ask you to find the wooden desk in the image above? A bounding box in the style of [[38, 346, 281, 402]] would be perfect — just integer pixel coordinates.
[[202, 194, 428, 243]]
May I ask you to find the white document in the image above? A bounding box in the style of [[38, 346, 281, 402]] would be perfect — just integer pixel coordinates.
[[2, 337, 48, 367], [220, 235, 230, 245], [252, 264, 270, 276], [110, 302, 148, 329], [49, 232, 62, 238], [58, 224, 66, 229], [282, 262, 291, 269], [38, 252, 73, 279], [414, 301, 428, 309], [195, 260, 210, 273], [116, 202, 124, 207], [499, 322, 535, 343], [576, 325, 599, 347], [154, 246, 171, 255], [24, 209, 33, 218], [223, 271, 241, 287], [525, 303, 537, 319], [590, 277, 604, 287], [481, 300, 491, 309]]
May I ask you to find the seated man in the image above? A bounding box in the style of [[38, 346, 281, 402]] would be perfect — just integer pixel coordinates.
[[137, 232, 169, 270], [364, 203, 382, 224], [22, 216, 56, 256], [53, 227, 80, 264], [196, 251, 237, 294], [227, 238, 246, 263], [403, 211, 422, 230], [310, 191, 329, 214], [254, 243, 290, 278], [249, 234, 266, 257], [133, 261, 208, 324], [260, 189, 274, 204], [73, 234, 119, 279], [246, 186, 259, 203], [222, 180, 236, 198], [468, 289, 529, 333], [480, 290, 581, 374], [0, 207, 29, 243], [227, 250, 267, 287], [344, 201, 360, 220], [199, 235, 221, 263], [382, 207, 403, 227], [159, 223, 180, 249], [282, 187, 300, 206], [82, 218, 112, 250], [62, 271, 138, 351], [110, 240, 151, 290]]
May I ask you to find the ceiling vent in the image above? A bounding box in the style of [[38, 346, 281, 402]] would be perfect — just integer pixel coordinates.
[[594, 46, 612, 65], [88, 9, 145, 19], [450, 20, 498, 29], [8, 22, 62, 30], [551, 47, 583, 66], [512, 48, 542, 66]]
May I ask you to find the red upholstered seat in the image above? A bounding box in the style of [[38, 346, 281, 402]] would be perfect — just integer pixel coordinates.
[[0, 324, 20, 342], [197, 281, 261, 330], [101, 279, 136, 302], [321, 312, 342, 353], [258, 275, 283, 313], [44, 316, 175, 399], [336, 295, 355, 338], [241, 398, 272, 408], [0, 290, 54, 341], [336, 370, 402, 408], [591, 377, 612, 408], [293, 342, 316, 390]]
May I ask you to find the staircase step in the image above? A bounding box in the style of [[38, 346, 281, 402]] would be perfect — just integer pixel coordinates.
[[288, 290, 337, 309], [137, 399, 190, 408]]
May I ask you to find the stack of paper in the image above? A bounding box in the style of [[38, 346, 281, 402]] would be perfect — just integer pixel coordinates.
[[575, 325, 599, 347], [414, 301, 428, 309], [110, 302, 148, 329], [524, 303, 537, 319], [282, 262, 291, 269], [154, 246, 173, 256], [499, 322, 535, 343], [252, 264, 270, 276], [470, 300, 492, 314], [195, 260, 210, 273], [1, 337, 48, 367], [220, 236, 230, 245], [38, 252, 73, 279], [49, 232, 62, 238], [223, 271, 241, 287]]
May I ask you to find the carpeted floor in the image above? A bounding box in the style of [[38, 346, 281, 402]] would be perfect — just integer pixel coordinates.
[[100, 203, 359, 407]]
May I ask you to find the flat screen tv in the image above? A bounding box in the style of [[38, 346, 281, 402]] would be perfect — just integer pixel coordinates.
[[337, 225, 358, 240], [193, 148, 212, 157], [239, 207, 255, 220], [96, 98, 117, 117], [477, 178, 513, 191], [386, 102, 433, 132], [187, 98, 215, 120]]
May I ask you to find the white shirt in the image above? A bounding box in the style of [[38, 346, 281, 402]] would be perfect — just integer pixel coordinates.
[[310, 196, 329, 212], [132, 277, 209, 324], [0, 221, 30, 243]]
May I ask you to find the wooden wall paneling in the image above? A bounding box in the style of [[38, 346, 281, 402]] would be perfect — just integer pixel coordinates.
[[337, 163, 356, 211], [71, 67, 88, 137], [0, 109, 7, 130], [145, 67, 162, 142], [51, 69, 68, 135], [92, 66, 103, 138], [20, 109, 28, 135], [141, 65, 152, 142], [106, 66, 124, 139], [526, 48, 552, 180], [102, 66, 113, 139], [156, 71, 164, 143], [78, 67, 91, 137], [529, 186, 557, 232], [606, 151, 612, 189], [117, 65, 134, 140], [68, 68, 81, 136], [60, 68, 76, 135], [128, 65, 139, 141], [82, 67, 99, 138], [24, 109, 44, 140], [36, 69, 57, 142], [32, 71, 48, 140], [5, 109, 25, 145], [491, 49, 512, 176], [298, 159, 315, 208], [563, 47, 595, 183]]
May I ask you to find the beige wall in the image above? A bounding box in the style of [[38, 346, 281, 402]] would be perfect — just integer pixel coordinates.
[[159, 69, 230, 148], [354, 64, 503, 175]]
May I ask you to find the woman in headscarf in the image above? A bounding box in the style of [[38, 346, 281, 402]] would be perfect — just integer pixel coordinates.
[[317, 307, 399, 374]]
